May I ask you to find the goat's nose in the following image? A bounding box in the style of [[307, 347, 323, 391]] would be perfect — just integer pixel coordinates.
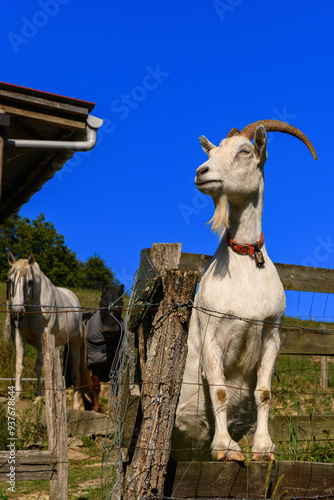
[[197, 166, 209, 177]]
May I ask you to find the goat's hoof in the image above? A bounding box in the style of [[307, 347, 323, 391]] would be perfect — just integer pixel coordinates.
[[226, 451, 245, 462], [251, 452, 275, 462], [213, 450, 245, 462], [213, 450, 226, 461]]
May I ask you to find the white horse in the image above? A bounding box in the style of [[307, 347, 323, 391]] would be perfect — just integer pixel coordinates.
[[6, 252, 87, 410]]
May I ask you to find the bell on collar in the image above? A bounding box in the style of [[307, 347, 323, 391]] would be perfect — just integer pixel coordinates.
[[254, 250, 265, 267]]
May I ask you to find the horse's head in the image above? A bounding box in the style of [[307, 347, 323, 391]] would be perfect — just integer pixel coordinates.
[[99, 284, 124, 337], [7, 252, 36, 320]]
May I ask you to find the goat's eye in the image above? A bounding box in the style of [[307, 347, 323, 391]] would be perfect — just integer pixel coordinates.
[[239, 150, 250, 155]]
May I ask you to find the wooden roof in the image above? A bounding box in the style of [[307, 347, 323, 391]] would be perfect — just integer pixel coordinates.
[[0, 82, 96, 224]]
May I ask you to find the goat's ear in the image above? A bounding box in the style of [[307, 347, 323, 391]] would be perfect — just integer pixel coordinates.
[[253, 125, 267, 165], [199, 135, 216, 155], [8, 252, 16, 265], [28, 253, 35, 266]]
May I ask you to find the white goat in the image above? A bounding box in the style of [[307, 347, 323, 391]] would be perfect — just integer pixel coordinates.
[[173, 120, 317, 462]]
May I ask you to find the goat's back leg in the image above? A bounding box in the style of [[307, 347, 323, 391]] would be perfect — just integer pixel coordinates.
[[251, 325, 280, 461]]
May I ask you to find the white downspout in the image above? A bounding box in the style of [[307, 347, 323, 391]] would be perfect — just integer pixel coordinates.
[[5, 115, 103, 151]]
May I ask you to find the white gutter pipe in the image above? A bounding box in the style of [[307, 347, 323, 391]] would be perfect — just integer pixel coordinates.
[[5, 115, 103, 151]]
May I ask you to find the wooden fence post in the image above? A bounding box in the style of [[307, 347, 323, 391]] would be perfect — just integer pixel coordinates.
[[42, 331, 68, 500], [124, 244, 198, 499], [320, 356, 328, 390]]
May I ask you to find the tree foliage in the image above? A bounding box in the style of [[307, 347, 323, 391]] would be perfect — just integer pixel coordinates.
[[81, 253, 117, 290], [0, 214, 119, 290]]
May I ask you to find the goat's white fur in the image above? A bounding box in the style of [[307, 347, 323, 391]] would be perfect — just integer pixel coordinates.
[[173, 126, 286, 462]]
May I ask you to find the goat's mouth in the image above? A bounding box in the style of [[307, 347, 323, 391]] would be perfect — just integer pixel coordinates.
[[195, 179, 224, 194], [196, 179, 223, 186]]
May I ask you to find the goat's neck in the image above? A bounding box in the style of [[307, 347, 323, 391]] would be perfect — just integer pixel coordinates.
[[227, 183, 264, 243]]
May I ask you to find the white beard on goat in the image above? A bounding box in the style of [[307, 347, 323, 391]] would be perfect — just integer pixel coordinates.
[[208, 192, 229, 240], [173, 120, 317, 463]]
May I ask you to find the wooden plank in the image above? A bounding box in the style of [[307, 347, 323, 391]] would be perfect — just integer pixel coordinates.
[[178, 251, 211, 277], [179, 252, 334, 293], [165, 460, 334, 498], [267, 414, 334, 443], [0, 88, 91, 117], [280, 328, 334, 355], [126, 248, 161, 332], [120, 370, 141, 451], [0, 450, 56, 481], [277, 262, 334, 294], [0, 82, 95, 112], [0, 104, 86, 130]]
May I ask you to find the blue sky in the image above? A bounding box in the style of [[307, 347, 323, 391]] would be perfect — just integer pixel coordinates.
[[1, 1, 333, 318]]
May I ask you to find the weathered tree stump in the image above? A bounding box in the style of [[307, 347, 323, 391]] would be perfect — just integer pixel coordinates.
[[124, 244, 197, 499]]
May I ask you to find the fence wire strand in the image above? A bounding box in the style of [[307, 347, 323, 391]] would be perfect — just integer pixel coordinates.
[[1, 289, 334, 499]]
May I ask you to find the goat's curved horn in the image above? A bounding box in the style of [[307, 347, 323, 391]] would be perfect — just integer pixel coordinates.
[[239, 119, 317, 160], [227, 127, 240, 138]]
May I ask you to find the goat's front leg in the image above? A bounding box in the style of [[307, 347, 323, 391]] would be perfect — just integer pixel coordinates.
[[15, 326, 26, 401], [252, 326, 280, 461], [201, 331, 245, 462]]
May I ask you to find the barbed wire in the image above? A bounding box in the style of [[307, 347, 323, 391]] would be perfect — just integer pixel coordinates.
[[2, 378, 333, 397], [1, 301, 334, 335]]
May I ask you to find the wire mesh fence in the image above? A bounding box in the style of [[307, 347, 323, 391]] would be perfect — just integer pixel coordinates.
[[99, 298, 334, 498], [1, 266, 334, 498]]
